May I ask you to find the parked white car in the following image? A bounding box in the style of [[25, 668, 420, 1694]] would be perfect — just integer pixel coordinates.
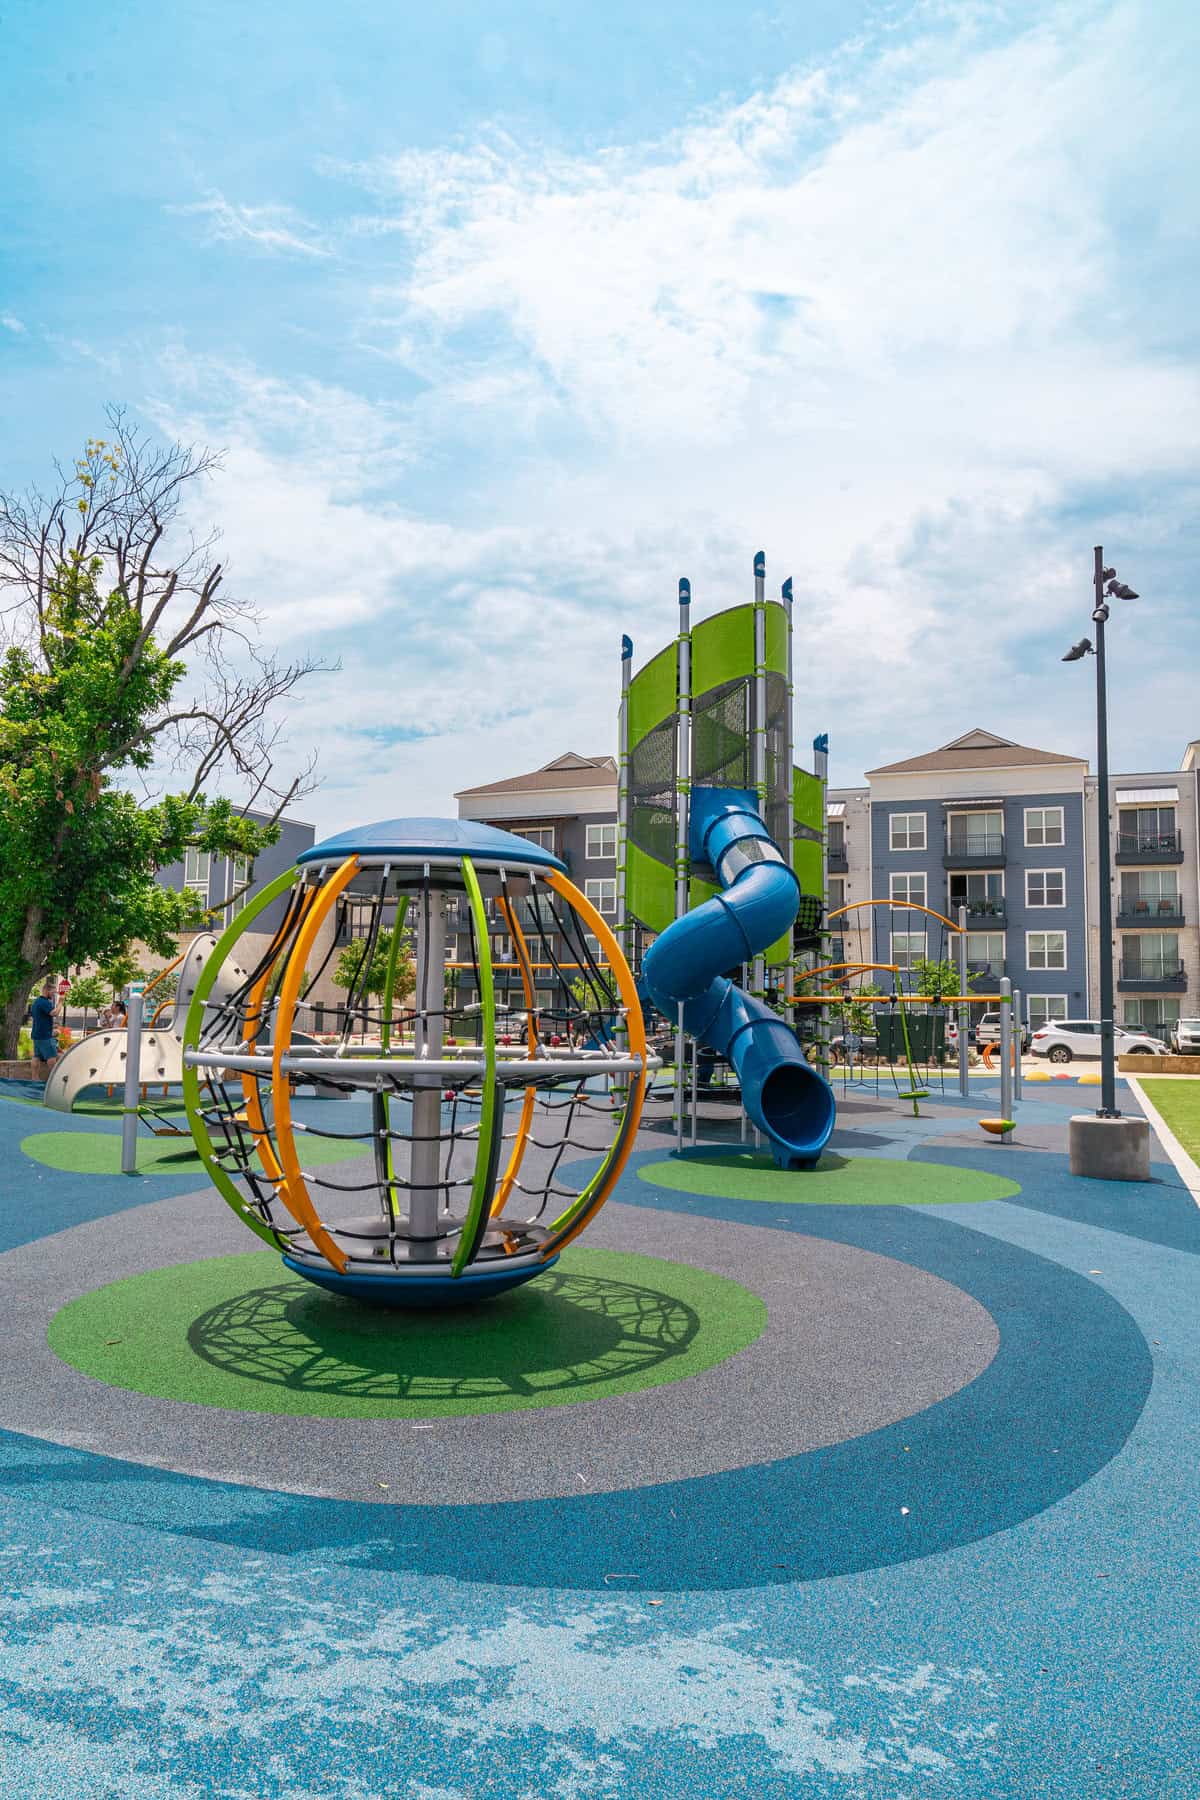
[[1030, 1019, 1168, 1062], [1170, 1017, 1200, 1055]]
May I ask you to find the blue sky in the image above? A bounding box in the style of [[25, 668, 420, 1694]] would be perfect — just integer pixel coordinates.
[[3, 0, 1198, 830]]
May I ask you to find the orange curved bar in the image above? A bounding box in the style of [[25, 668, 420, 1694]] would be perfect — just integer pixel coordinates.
[[826, 898, 961, 932], [796, 960, 900, 983], [239, 883, 317, 1194], [269, 859, 361, 1273], [492, 892, 539, 1218], [538, 870, 648, 1257]]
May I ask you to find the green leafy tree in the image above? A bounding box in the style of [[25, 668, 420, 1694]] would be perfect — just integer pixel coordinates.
[[97, 949, 146, 998], [332, 927, 416, 1023], [910, 956, 977, 1000], [568, 970, 618, 1018], [65, 971, 107, 1029], [0, 415, 325, 1055]]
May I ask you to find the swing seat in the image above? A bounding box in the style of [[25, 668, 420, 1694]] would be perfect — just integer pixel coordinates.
[[978, 1118, 1015, 1137], [898, 1089, 928, 1101]]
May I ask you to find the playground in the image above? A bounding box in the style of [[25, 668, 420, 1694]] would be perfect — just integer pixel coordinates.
[[1, 556, 1198, 1798]]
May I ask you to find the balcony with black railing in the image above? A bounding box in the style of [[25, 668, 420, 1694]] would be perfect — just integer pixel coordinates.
[[1117, 959, 1187, 992], [1115, 831, 1184, 864], [1116, 898, 1185, 928], [959, 897, 1007, 928], [828, 845, 849, 873], [943, 831, 1005, 870]]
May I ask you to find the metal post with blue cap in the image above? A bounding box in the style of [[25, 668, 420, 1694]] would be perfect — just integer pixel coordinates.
[[812, 730, 830, 1085], [751, 551, 767, 1148], [120, 980, 145, 1174], [675, 579, 691, 1152], [782, 575, 796, 1025]]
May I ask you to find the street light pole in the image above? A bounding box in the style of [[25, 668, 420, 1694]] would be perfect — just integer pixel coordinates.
[[1062, 545, 1149, 1180], [1092, 545, 1119, 1118]]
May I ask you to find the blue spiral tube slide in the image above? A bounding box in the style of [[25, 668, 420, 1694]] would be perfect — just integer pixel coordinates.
[[641, 787, 835, 1169]]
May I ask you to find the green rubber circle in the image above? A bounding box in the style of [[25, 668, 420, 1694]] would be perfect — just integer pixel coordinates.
[[47, 1246, 766, 1419], [21, 1129, 368, 1178], [638, 1151, 1020, 1206]]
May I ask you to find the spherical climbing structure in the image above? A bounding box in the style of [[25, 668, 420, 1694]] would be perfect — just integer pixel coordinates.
[[182, 819, 654, 1304]]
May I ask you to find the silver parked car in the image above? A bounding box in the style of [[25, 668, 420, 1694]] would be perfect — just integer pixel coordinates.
[[1170, 1017, 1200, 1055], [1030, 1019, 1168, 1062]]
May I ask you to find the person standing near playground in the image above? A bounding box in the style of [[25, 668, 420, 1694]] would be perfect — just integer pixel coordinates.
[[30, 980, 58, 1079]]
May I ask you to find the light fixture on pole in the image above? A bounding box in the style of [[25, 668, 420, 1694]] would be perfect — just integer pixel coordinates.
[[1062, 546, 1140, 1146]]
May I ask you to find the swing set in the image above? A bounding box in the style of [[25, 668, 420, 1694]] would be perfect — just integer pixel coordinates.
[[788, 899, 983, 1116]]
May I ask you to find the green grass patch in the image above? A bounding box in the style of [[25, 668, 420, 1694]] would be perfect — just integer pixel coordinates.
[[638, 1151, 1020, 1206], [1140, 1078, 1200, 1162], [21, 1127, 370, 1178], [47, 1246, 766, 1419]]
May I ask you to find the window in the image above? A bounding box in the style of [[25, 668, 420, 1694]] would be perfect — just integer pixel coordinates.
[[1028, 995, 1068, 1030], [890, 931, 927, 971], [585, 823, 617, 860], [491, 934, 511, 962], [827, 877, 845, 911], [1027, 930, 1066, 970], [947, 810, 1003, 857], [1025, 807, 1064, 847], [889, 813, 926, 851], [1125, 998, 1180, 1034], [585, 878, 616, 916], [1026, 869, 1065, 908], [1120, 870, 1179, 913], [514, 826, 555, 851], [890, 872, 927, 908], [1118, 805, 1178, 855], [966, 931, 1004, 971], [1121, 933, 1179, 982], [183, 848, 210, 896], [826, 819, 845, 853], [948, 871, 1004, 916]]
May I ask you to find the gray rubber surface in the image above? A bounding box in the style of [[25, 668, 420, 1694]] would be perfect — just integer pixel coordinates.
[[1, 1182, 997, 1505]]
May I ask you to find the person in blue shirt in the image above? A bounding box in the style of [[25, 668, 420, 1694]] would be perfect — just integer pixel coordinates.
[[30, 980, 58, 1078]]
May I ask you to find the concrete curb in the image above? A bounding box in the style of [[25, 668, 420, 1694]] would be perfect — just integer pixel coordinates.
[[1126, 1075, 1200, 1209]]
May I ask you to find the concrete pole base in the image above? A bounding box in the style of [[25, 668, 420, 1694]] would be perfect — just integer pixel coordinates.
[[1068, 1113, 1151, 1182]]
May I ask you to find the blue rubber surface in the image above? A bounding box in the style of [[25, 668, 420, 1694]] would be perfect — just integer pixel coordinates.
[[2, 1079, 1199, 1797]]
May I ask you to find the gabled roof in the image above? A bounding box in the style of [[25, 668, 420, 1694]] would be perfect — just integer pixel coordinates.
[[867, 728, 1084, 777], [455, 753, 617, 799]]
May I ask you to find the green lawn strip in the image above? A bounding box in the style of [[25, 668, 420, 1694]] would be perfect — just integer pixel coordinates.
[[1139, 1078, 1200, 1162], [638, 1151, 1019, 1206], [46, 1245, 766, 1420], [20, 1128, 370, 1178]]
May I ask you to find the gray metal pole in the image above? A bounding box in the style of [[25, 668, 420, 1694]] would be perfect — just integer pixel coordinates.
[[617, 636, 632, 963], [813, 732, 831, 1085], [957, 904, 969, 1097], [120, 983, 145, 1174], [1012, 986, 1022, 1106], [751, 552, 767, 1150], [690, 1033, 699, 1147], [675, 581, 691, 1153], [782, 577, 796, 1025], [1093, 546, 1119, 1118], [999, 976, 1013, 1123], [676, 1000, 686, 1154], [410, 884, 446, 1257]]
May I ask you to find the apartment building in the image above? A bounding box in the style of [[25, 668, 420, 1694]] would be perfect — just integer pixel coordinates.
[[452, 752, 618, 1007], [827, 729, 1200, 1038]]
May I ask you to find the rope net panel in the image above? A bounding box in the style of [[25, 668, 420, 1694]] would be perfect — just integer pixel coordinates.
[[185, 860, 650, 1282]]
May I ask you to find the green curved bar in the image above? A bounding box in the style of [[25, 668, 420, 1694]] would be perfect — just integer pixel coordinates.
[[181, 865, 304, 1249], [450, 855, 496, 1277], [378, 895, 410, 1221]]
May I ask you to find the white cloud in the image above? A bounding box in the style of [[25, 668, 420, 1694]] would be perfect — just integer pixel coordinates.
[[1, 314, 26, 334], [139, 2, 1200, 824], [170, 192, 331, 258]]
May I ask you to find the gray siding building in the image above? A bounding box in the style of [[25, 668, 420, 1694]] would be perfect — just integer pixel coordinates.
[[829, 729, 1200, 1038]]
